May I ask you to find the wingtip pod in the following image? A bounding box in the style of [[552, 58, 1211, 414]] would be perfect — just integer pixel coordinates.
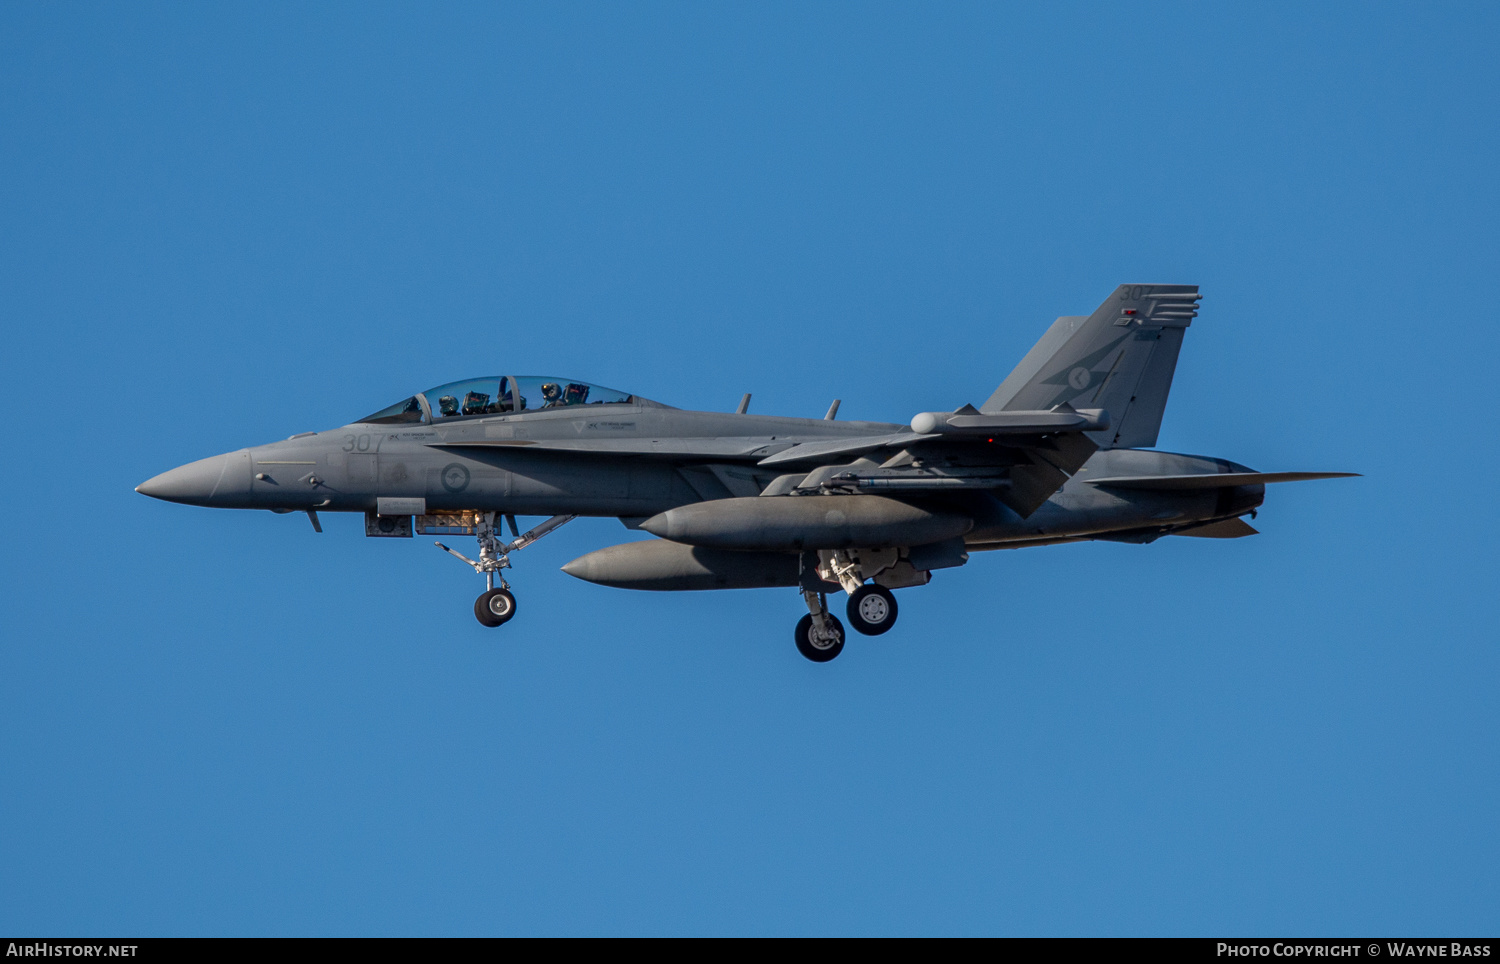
[[910, 411, 942, 434], [910, 407, 1109, 435]]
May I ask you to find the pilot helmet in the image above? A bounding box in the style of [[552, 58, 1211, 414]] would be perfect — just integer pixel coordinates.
[[438, 395, 459, 416], [541, 382, 561, 401]]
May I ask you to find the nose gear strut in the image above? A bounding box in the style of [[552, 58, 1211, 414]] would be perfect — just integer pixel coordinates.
[[435, 512, 575, 627]]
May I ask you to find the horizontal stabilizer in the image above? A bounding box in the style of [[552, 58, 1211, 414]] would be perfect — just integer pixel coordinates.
[[1086, 471, 1359, 490], [1175, 517, 1259, 538]]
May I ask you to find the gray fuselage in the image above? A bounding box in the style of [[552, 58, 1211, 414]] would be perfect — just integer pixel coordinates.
[[138, 398, 1262, 551]]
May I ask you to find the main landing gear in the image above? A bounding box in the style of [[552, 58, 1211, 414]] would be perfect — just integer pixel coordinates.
[[846, 584, 898, 636], [796, 592, 845, 662], [793, 586, 898, 661], [793, 550, 905, 662], [436, 512, 575, 628]]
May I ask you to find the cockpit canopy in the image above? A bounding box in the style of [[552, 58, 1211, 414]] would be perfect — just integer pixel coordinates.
[[359, 376, 634, 425]]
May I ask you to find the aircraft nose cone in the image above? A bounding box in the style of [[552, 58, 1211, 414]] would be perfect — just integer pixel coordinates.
[[136, 454, 230, 505], [638, 511, 678, 541]]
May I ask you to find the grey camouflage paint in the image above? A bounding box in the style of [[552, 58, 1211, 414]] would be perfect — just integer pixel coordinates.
[[138, 284, 1354, 595]]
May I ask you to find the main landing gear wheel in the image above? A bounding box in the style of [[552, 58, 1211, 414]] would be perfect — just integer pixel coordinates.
[[474, 588, 517, 627], [795, 613, 846, 662], [846, 584, 898, 636]]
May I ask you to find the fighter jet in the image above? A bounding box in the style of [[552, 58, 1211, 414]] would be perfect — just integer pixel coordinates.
[[137, 284, 1355, 661]]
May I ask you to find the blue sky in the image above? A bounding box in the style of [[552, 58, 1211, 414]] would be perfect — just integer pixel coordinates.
[[2, 1, 1496, 935]]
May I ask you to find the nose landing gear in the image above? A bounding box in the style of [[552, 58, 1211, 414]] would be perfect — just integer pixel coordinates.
[[474, 588, 517, 627], [435, 512, 575, 628]]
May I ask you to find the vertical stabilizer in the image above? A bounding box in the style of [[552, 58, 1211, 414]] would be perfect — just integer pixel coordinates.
[[982, 284, 1200, 449]]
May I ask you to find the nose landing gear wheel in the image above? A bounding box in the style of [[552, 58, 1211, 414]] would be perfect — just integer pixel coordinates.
[[795, 613, 846, 662], [474, 588, 517, 627], [846, 584, 898, 636]]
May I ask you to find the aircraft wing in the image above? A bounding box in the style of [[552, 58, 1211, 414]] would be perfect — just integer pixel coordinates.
[[428, 438, 792, 459], [754, 407, 1116, 468], [761, 430, 1102, 518], [433, 432, 948, 463], [754, 433, 936, 466]]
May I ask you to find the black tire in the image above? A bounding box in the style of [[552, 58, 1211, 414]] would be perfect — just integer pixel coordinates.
[[474, 588, 517, 627], [795, 612, 845, 662], [846, 584, 898, 636]]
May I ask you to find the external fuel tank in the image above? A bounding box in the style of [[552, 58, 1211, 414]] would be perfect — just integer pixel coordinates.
[[639, 495, 973, 551]]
